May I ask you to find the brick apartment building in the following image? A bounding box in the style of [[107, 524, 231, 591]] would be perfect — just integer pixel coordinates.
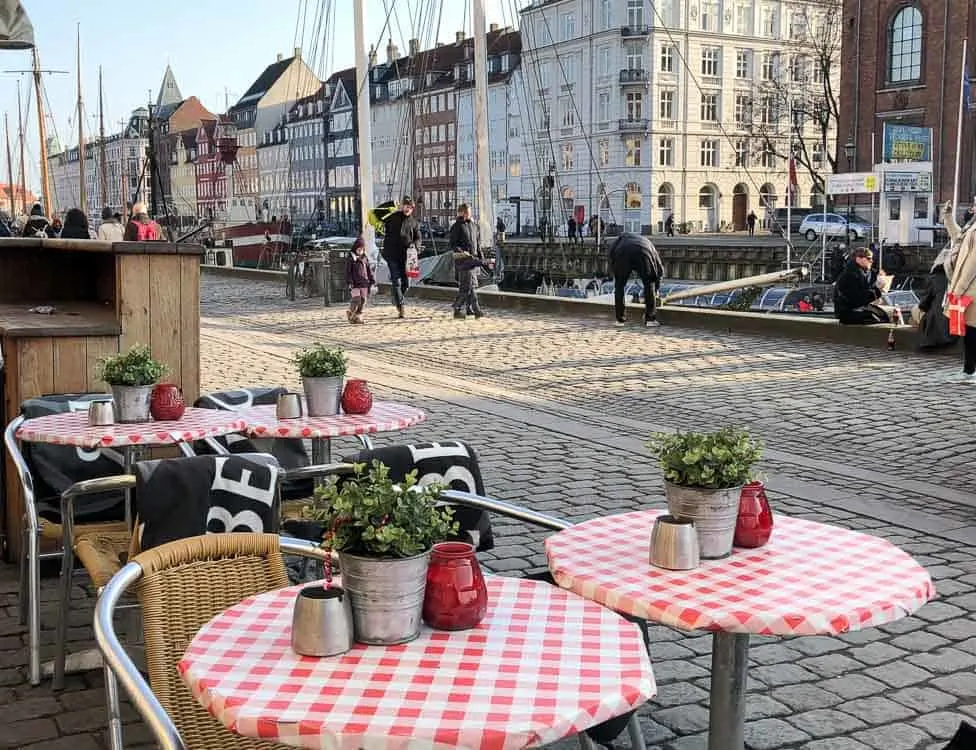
[[838, 0, 976, 234]]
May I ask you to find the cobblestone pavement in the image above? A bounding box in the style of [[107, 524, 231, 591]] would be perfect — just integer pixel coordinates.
[[0, 273, 973, 750]]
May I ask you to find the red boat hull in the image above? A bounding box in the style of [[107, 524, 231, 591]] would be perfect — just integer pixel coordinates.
[[214, 221, 292, 268]]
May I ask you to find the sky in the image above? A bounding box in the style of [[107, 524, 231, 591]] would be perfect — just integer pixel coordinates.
[[1, 0, 517, 193]]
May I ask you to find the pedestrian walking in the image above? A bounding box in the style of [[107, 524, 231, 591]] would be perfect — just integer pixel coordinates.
[[495, 216, 506, 245], [96, 206, 124, 242], [59, 208, 92, 239], [747, 210, 757, 236], [380, 196, 420, 319], [124, 202, 163, 241], [664, 213, 675, 237], [450, 203, 490, 319], [22, 203, 50, 237], [946, 222, 976, 383], [567, 216, 577, 244], [345, 234, 375, 324], [608, 232, 664, 328]]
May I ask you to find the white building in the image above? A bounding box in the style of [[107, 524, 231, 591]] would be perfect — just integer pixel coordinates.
[[518, 0, 840, 234], [258, 119, 289, 220]]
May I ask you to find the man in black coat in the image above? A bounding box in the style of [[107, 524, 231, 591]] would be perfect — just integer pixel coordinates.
[[608, 232, 664, 327], [380, 196, 421, 318], [833, 247, 889, 324]]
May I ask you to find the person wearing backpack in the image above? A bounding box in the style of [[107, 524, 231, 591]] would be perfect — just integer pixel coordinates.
[[123, 201, 163, 241], [21, 203, 50, 237]]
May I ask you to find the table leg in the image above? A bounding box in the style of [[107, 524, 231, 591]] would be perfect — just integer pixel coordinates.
[[311, 437, 332, 466], [709, 632, 750, 750]]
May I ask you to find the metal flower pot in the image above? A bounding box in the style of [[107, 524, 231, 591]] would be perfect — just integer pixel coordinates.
[[111, 385, 154, 423], [302, 376, 343, 417], [337, 549, 431, 645], [664, 482, 743, 559]]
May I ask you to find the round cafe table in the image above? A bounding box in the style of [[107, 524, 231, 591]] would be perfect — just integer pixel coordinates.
[[178, 576, 656, 750], [545, 509, 934, 750], [239, 401, 426, 463]]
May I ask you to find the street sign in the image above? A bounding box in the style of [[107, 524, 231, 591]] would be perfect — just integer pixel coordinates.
[[883, 170, 932, 193], [826, 172, 879, 195]]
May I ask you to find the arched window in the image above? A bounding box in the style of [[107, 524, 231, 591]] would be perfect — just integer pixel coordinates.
[[888, 6, 922, 83], [625, 182, 642, 209], [658, 183, 674, 209], [561, 186, 575, 210]]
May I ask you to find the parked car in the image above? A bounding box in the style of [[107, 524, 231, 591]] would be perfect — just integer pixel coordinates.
[[798, 212, 872, 241], [769, 207, 814, 236]]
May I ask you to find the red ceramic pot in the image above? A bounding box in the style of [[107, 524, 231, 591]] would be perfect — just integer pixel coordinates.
[[734, 481, 774, 548], [149, 383, 186, 422], [341, 379, 373, 415], [422, 541, 488, 631]]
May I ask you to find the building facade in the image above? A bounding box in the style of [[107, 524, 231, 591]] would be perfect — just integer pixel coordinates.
[[257, 118, 290, 220], [368, 39, 413, 209], [285, 89, 326, 224], [170, 130, 198, 225], [518, 0, 839, 234], [324, 73, 359, 231], [838, 0, 975, 243], [194, 119, 226, 219]]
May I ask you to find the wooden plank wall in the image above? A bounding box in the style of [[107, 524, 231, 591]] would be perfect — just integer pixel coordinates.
[[2, 335, 119, 559]]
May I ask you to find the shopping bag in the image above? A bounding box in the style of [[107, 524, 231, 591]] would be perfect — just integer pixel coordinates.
[[946, 293, 972, 336], [406, 244, 420, 279]]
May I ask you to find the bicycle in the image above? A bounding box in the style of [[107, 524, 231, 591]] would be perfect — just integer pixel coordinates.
[[284, 246, 316, 301]]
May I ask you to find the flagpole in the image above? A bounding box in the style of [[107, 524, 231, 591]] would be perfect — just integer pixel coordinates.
[[952, 38, 967, 220], [786, 97, 792, 271]]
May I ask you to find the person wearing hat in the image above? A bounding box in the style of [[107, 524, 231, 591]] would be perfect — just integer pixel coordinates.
[[21, 203, 50, 237], [379, 195, 420, 318], [96, 206, 124, 242], [833, 247, 890, 324]]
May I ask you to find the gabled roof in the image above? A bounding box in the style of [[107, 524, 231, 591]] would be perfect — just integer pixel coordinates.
[[230, 56, 296, 113], [157, 65, 183, 107]]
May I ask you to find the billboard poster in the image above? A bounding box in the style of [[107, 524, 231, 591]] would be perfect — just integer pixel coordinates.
[[882, 124, 932, 162]]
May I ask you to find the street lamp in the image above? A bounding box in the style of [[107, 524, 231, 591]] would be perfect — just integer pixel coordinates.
[[844, 139, 855, 233]]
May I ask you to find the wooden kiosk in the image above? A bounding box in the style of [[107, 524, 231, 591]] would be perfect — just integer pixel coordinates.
[[0, 237, 203, 559]]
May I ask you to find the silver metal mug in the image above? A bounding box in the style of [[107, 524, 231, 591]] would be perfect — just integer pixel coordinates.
[[291, 585, 354, 657], [88, 401, 115, 427], [276, 392, 304, 420], [649, 515, 700, 570]]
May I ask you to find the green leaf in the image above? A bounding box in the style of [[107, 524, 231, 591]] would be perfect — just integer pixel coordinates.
[[646, 428, 762, 489]]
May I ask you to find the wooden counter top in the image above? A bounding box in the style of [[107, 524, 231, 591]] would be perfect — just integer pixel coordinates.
[[0, 237, 204, 255], [0, 301, 121, 338]]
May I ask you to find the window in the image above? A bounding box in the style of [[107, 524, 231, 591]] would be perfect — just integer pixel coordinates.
[[736, 2, 753, 34], [812, 142, 824, 166], [735, 94, 751, 126], [538, 61, 551, 91], [659, 137, 674, 166], [701, 139, 718, 166], [625, 138, 642, 167], [597, 91, 611, 125], [561, 98, 575, 129], [626, 91, 644, 120], [627, 0, 644, 27], [760, 148, 776, 168], [655, 0, 674, 26], [625, 182, 642, 209], [759, 96, 776, 124], [598, 47, 611, 77], [761, 6, 778, 36], [562, 142, 574, 170], [561, 55, 578, 88], [659, 90, 675, 120], [888, 6, 922, 83], [625, 42, 644, 70], [598, 139, 610, 166], [600, 0, 612, 29], [661, 46, 674, 73], [761, 53, 776, 80], [701, 47, 720, 77], [701, 1, 718, 31], [789, 12, 807, 39], [888, 197, 901, 221], [791, 55, 808, 82], [735, 139, 749, 166], [561, 11, 576, 40], [658, 184, 674, 208], [700, 93, 719, 122], [914, 196, 928, 219], [736, 50, 750, 79], [699, 187, 715, 208]]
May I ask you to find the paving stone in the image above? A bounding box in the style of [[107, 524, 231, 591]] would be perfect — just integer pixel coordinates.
[[912, 711, 974, 740], [888, 686, 958, 713], [647, 641, 696, 661], [0, 718, 60, 748], [864, 661, 933, 688], [931, 618, 976, 641], [851, 723, 931, 750], [889, 630, 951, 652], [799, 740, 873, 750], [749, 664, 819, 687], [837, 697, 916, 725], [650, 681, 709, 709], [790, 708, 869, 738], [742, 718, 810, 749], [931, 671, 976, 697], [769, 684, 844, 712], [18, 737, 102, 750], [663, 732, 709, 750], [0, 696, 63, 723], [848, 642, 909, 666], [907, 647, 976, 674], [787, 637, 848, 656], [743, 694, 792, 721], [653, 704, 711, 734], [798, 654, 864, 679], [652, 659, 710, 684], [749, 644, 804, 666], [914, 602, 969, 622]]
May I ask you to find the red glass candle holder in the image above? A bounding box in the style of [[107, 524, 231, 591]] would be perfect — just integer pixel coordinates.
[[734, 481, 774, 548], [149, 383, 186, 422], [422, 541, 488, 631], [341, 379, 373, 415]]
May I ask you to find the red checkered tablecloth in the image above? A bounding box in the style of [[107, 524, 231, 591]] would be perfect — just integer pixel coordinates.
[[240, 401, 425, 440], [178, 576, 656, 750], [545, 510, 934, 636], [15, 407, 247, 449]]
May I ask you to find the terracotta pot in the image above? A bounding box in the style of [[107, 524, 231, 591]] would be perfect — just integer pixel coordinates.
[[341, 379, 373, 415], [422, 541, 488, 631], [734, 481, 774, 548], [149, 383, 186, 421]]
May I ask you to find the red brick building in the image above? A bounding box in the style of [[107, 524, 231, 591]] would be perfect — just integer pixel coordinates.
[[194, 119, 226, 219], [839, 0, 976, 223]]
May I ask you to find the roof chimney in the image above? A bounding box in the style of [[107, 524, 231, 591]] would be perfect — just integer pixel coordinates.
[[409, 38, 420, 56], [368, 44, 378, 66], [276, 53, 283, 62], [386, 37, 400, 63], [489, 23, 499, 32], [294, 46, 301, 59], [456, 31, 465, 43]]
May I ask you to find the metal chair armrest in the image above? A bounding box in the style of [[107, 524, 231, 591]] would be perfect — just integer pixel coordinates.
[[94, 562, 186, 750], [438, 489, 572, 531], [4, 415, 36, 525], [280, 462, 358, 484]]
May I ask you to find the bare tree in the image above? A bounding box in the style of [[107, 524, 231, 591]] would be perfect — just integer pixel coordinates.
[[747, 4, 841, 202]]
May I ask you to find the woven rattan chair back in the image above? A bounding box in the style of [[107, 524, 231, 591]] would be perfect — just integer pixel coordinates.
[[133, 534, 292, 749]]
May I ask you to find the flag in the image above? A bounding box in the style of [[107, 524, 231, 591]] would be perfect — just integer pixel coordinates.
[[0, 1, 33, 49], [787, 154, 799, 206]]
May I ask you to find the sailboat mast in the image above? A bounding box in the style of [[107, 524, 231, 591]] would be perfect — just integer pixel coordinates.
[[353, 0, 374, 240], [32, 49, 51, 215], [4, 113, 14, 218], [472, 0, 493, 251], [76, 24, 86, 215], [98, 66, 108, 210], [16, 82, 26, 215]]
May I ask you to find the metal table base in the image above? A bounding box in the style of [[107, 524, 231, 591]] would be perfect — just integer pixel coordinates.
[[709, 632, 750, 750]]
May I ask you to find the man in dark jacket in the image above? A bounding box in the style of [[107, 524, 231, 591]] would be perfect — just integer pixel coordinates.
[[380, 196, 420, 318], [833, 247, 889, 324], [21, 203, 50, 237], [449, 203, 489, 319], [609, 233, 664, 327]]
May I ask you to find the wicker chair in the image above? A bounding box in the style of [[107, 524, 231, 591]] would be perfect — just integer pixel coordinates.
[[96, 534, 327, 750]]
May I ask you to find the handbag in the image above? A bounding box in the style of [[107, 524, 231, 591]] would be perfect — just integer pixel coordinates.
[[406, 244, 420, 279], [947, 293, 973, 336]]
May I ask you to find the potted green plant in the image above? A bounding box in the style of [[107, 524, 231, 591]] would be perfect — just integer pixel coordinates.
[[95, 344, 168, 422], [647, 428, 763, 559], [307, 460, 457, 644], [293, 344, 347, 416]]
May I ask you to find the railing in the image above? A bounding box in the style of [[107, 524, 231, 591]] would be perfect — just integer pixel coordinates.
[[620, 25, 652, 37], [618, 118, 650, 132], [619, 68, 650, 83]]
